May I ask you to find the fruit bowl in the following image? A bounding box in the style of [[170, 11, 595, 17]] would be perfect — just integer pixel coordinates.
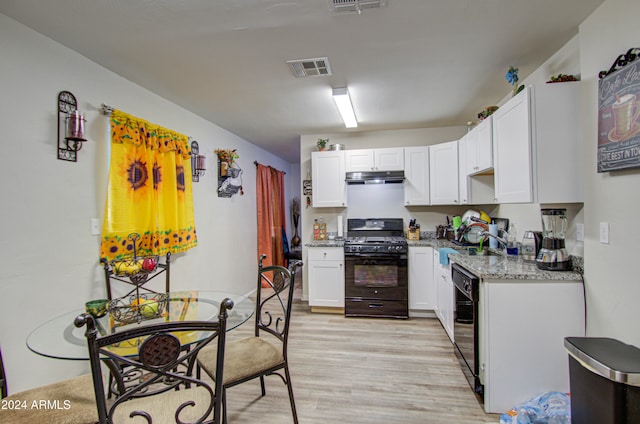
[[110, 256, 160, 284], [108, 293, 168, 324]]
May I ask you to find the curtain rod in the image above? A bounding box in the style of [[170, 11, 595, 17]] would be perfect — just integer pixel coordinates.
[[101, 103, 194, 142], [254, 160, 286, 175], [101, 103, 114, 115]]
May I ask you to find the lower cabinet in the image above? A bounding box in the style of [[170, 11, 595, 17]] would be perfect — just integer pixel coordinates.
[[408, 246, 435, 314], [433, 249, 454, 342], [307, 247, 344, 311], [479, 279, 585, 413]]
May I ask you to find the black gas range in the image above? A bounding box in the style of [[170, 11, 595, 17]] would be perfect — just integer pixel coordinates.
[[343, 218, 408, 319]]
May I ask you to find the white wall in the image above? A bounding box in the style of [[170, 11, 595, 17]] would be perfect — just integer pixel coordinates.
[[578, 0, 640, 345], [0, 14, 293, 393]]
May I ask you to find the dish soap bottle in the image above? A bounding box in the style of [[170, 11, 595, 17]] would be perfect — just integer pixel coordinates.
[[506, 222, 519, 256]]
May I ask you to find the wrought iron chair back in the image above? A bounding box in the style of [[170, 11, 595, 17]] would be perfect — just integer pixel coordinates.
[[75, 298, 234, 424], [254, 254, 301, 348], [0, 348, 6, 399]]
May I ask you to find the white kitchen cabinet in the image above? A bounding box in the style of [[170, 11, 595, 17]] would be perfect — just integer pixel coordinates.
[[492, 83, 583, 204], [403, 146, 430, 206], [311, 151, 346, 207], [458, 135, 469, 205], [408, 246, 435, 314], [479, 278, 585, 414], [429, 140, 459, 205], [466, 116, 493, 175], [308, 247, 345, 310], [346, 148, 404, 172], [433, 249, 454, 342]]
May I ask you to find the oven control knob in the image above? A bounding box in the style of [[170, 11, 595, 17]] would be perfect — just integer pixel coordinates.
[[373, 246, 380, 252]]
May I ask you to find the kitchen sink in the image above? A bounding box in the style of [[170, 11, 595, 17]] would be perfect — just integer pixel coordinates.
[[454, 248, 501, 257]]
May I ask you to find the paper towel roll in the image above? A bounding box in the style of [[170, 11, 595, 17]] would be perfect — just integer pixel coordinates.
[[337, 215, 343, 238], [489, 224, 498, 249]]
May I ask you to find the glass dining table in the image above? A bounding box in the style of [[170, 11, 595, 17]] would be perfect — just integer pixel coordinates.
[[26, 290, 255, 361]]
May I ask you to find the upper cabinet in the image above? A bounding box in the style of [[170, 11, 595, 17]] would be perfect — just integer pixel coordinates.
[[346, 148, 404, 172], [458, 135, 470, 205], [311, 151, 346, 208], [404, 146, 430, 206], [492, 83, 583, 204], [429, 140, 459, 205], [466, 116, 493, 175]]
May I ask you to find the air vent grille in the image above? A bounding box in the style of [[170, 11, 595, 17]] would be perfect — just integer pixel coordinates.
[[286, 57, 332, 78], [329, 0, 387, 14]]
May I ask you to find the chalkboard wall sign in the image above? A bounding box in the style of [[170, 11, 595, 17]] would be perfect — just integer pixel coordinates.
[[598, 48, 640, 173]]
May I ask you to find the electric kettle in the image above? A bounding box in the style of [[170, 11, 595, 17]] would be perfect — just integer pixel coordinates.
[[521, 231, 542, 262]]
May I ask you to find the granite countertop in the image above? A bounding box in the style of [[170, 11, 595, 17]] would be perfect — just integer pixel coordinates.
[[408, 238, 583, 281], [305, 239, 345, 247], [448, 254, 582, 281]]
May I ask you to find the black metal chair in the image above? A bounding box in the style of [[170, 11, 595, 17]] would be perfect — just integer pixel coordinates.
[[0, 348, 5, 399], [0, 346, 97, 423], [197, 255, 303, 424], [75, 297, 234, 424]]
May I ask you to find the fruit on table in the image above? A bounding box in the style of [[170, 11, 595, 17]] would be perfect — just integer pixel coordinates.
[[142, 257, 157, 271], [114, 260, 142, 275], [139, 299, 159, 318]]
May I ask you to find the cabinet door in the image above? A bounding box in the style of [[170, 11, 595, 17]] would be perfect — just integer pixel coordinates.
[[408, 246, 434, 310], [345, 149, 375, 172], [374, 148, 404, 171], [492, 88, 533, 203], [468, 117, 493, 175], [433, 250, 443, 322], [308, 254, 345, 308], [429, 140, 459, 205], [458, 136, 469, 204], [404, 146, 430, 205], [312, 151, 347, 207]]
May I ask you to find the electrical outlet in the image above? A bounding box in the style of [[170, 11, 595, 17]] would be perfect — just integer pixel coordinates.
[[90, 218, 100, 236], [576, 223, 584, 242], [599, 222, 609, 244]]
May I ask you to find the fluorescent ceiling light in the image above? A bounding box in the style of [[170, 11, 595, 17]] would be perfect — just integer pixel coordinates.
[[332, 87, 358, 128]]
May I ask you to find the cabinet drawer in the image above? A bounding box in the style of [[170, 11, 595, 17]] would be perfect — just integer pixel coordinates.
[[308, 247, 343, 261], [345, 299, 408, 318], [345, 285, 408, 301]]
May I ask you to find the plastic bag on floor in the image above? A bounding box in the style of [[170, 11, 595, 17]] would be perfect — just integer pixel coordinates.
[[499, 391, 570, 424]]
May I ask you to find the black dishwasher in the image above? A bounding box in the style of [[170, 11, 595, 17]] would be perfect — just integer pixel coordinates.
[[451, 263, 483, 399]]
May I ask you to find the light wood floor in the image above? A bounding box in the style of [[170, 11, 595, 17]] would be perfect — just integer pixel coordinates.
[[220, 302, 500, 423]]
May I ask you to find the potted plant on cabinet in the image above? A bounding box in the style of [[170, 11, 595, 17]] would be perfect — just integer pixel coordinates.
[[317, 138, 329, 151]]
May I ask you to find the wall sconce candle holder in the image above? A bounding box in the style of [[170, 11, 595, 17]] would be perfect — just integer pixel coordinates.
[[191, 140, 206, 182], [57, 91, 87, 162]]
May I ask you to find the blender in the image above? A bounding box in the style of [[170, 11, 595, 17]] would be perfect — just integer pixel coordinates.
[[536, 208, 571, 271]]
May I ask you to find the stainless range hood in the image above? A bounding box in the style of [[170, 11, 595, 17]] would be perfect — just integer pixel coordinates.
[[345, 170, 405, 184]]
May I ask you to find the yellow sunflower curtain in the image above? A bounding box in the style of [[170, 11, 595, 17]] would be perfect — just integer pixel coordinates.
[[100, 110, 197, 261]]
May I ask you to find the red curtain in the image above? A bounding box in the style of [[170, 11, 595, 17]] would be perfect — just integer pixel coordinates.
[[256, 164, 286, 269]]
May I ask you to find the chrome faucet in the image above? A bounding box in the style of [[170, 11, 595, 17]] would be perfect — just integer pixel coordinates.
[[479, 231, 508, 248]]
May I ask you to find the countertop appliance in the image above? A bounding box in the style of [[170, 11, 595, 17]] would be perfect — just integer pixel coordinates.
[[451, 263, 483, 400], [521, 230, 543, 262], [343, 218, 408, 318], [537, 208, 571, 271]]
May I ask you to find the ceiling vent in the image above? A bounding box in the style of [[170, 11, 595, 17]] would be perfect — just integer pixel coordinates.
[[286, 57, 332, 78], [329, 0, 387, 14]]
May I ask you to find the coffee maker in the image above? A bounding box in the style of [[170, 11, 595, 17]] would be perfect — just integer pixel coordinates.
[[536, 208, 571, 271]]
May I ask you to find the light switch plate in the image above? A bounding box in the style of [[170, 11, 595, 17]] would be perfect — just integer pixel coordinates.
[[576, 223, 584, 242], [599, 222, 609, 244]]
